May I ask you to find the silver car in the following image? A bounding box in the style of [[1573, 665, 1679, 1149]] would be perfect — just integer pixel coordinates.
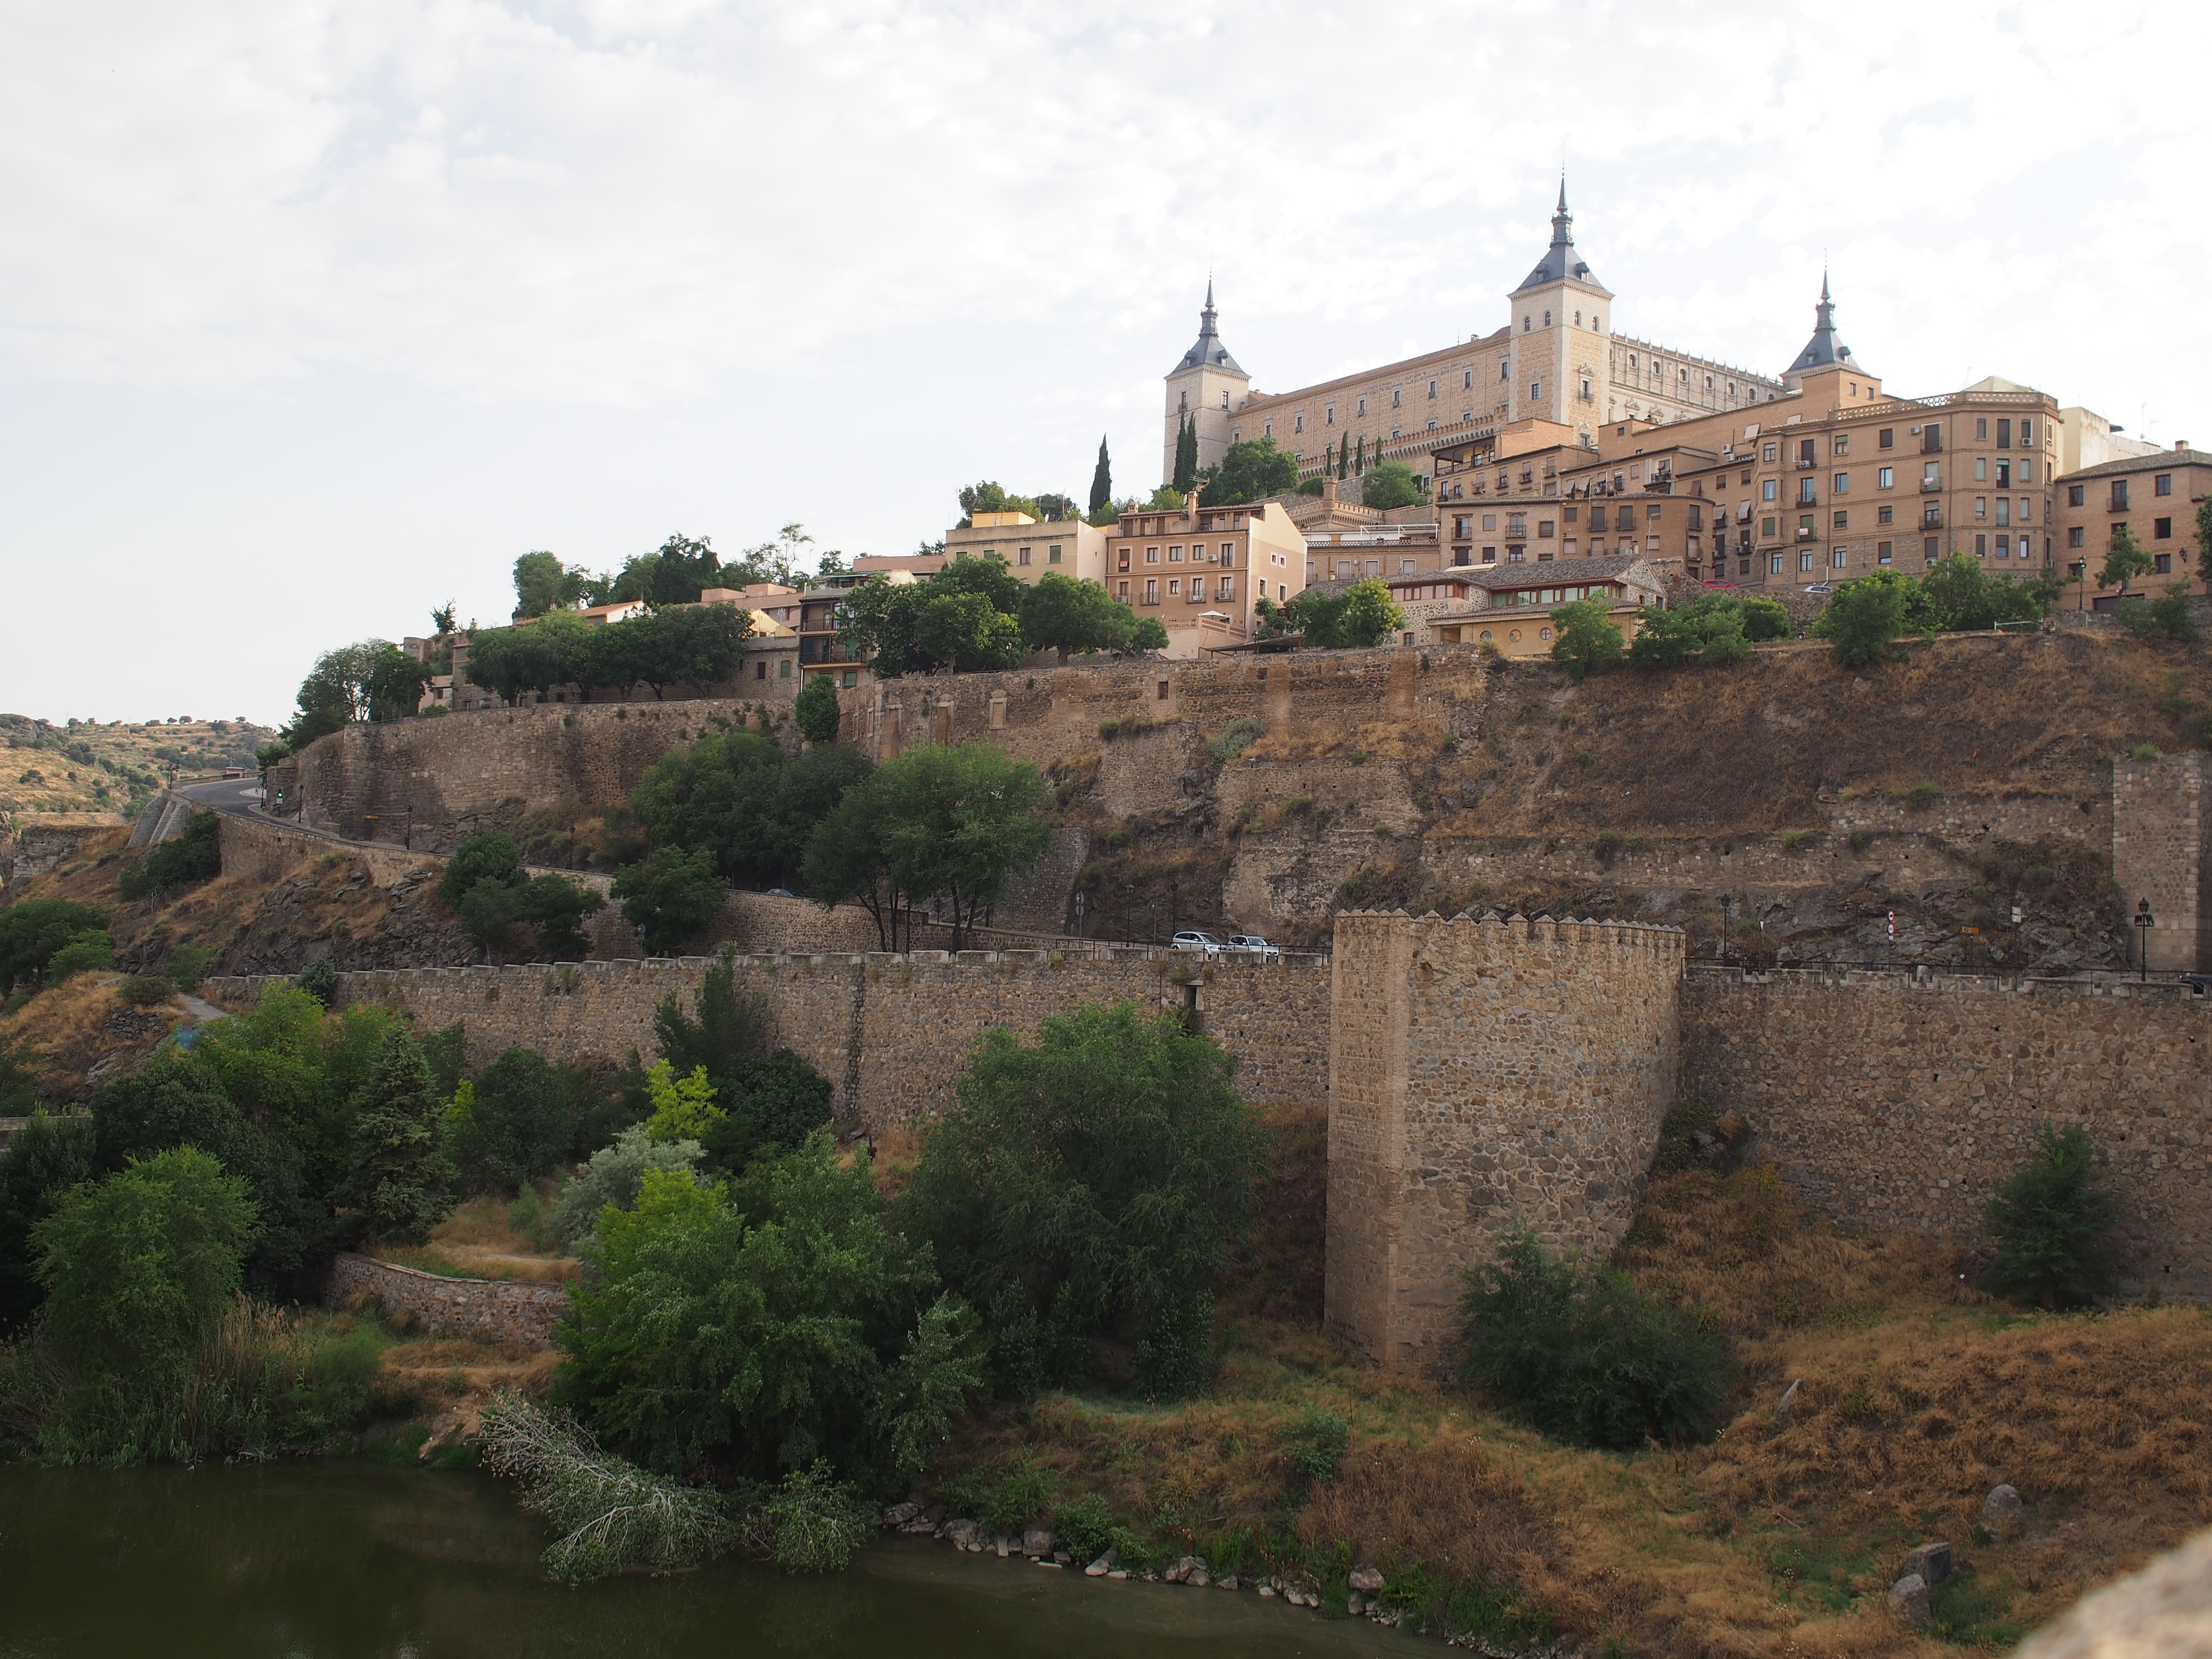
[[1170, 929, 1227, 957], [1225, 934, 1282, 961]]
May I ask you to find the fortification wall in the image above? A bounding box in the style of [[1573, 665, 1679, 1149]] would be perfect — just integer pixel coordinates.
[[2112, 754, 2209, 972], [203, 946, 1331, 1134], [1680, 967, 2212, 1296], [1325, 910, 1684, 1375]]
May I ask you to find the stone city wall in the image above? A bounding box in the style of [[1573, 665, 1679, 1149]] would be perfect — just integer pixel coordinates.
[[2111, 754, 2209, 972], [324, 1251, 567, 1347], [1679, 967, 2212, 1296], [204, 946, 1333, 1135], [1325, 910, 1684, 1375]]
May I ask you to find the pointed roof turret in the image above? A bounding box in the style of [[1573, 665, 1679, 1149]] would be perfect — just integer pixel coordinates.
[[1786, 270, 1855, 373], [1171, 281, 1245, 375], [1513, 178, 1608, 295]]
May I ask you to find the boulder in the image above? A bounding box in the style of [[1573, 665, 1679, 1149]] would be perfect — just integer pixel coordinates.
[[1889, 1574, 1933, 1626], [880, 1502, 921, 1528], [1083, 1550, 1118, 1577], [1984, 1484, 2027, 1540], [1347, 1592, 1366, 1617], [1903, 1541, 1955, 1587], [1189, 1566, 1211, 1588], [2011, 1525, 2212, 1658], [941, 1518, 980, 1549], [1349, 1564, 1386, 1594], [1021, 1525, 1055, 1558]]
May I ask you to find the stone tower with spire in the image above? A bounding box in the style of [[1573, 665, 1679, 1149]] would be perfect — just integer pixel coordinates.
[[1780, 272, 1879, 403], [1161, 279, 1252, 487], [1504, 179, 1615, 441]]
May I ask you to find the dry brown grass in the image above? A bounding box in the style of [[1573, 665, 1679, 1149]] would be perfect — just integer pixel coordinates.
[[1242, 719, 1452, 766], [379, 1335, 559, 1400], [0, 972, 175, 1096]]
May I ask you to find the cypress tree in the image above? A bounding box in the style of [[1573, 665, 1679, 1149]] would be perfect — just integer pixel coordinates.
[[1335, 436, 1348, 480], [1354, 435, 1366, 476], [1088, 435, 1112, 516], [345, 1028, 453, 1243], [1172, 415, 1198, 495]]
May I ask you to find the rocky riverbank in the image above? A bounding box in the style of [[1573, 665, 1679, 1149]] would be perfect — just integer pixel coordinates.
[[878, 1502, 1413, 1629]]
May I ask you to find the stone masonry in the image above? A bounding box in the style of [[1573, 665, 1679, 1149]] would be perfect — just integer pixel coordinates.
[[2112, 754, 2209, 973], [204, 946, 1334, 1135], [325, 1252, 566, 1347], [1326, 910, 1684, 1375], [1680, 966, 2212, 1297]]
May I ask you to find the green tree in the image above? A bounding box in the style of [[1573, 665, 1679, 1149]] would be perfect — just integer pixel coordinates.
[[32, 1147, 258, 1375], [794, 674, 842, 744], [445, 1048, 601, 1194], [1549, 600, 1625, 681], [1360, 459, 1425, 510], [1354, 434, 1367, 475], [554, 1142, 986, 1482], [1811, 574, 1912, 667], [2118, 583, 2200, 643], [1018, 571, 1123, 661], [1144, 485, 1186, 511], [894, 1001, 1266, 1397], [1172, 415, 1199, 495], [1337, 434, 1349, 481], [343, 1028, 453, 1244], [282, 641, 391, 746], [613, 847, 729, 956], [1196, 437, 1300, 506], [956, 482, 1041, 527], [1737, 596, 1792, 642], [2100, 523, 2155, 601], [640, 604, 749, 696], [1458, 1227, 1732, 1450], [803, 777, 907, 950], [1088, 435, 1113, 517], [643, 534, 724, 607], [1279, 578, 1405, 649], [630, 730, 784, 885], [0, 1109, 96, 1334], [514, 552, 587, 620], [2198, 493, 2212, 569], [1981, 1121, 2121, 1308], [875, 743, 1050, 948], [120, 809, 222, 900], [430, 601, 457, 636], [916, 591, 1027, 672], [1627, 594, 1755, 669], [439, 830, 525, 909], [365, 646, 434, 721], [1919, 552, 2055, 632], [522, 873, 607, 960], [0, 899, 110, 993], [465, 613, 588, 705]]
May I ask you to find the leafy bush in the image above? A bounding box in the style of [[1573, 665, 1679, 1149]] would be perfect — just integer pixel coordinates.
[[438, 830, 525, 909], [1981, 1121, 2120, 1308], [446, 1047, 607, 1194], [1052, 1491, 1115, 1563], [968, 1452, 1058, 1533], [548, 1124, 705, 1247], [1812, 574, 1912, 667], [32, 1147, 258, 1376], [0, 900, 110, 993], [1356, 458, 1425, 510], [42, 929, 113, 986], [1206, 717, 1265, 764], [793, 674, 842, 745], [117, 974, 175, 1007], [755, 1459, 874, 1573], [1627, 594, 1752, 669], [120, 810, 220, 900], [553, 1142, 986, 1483], [697, 1051, 832, 1178], [1905, 780, 1943, 811], [1458, 1226, 1733, 1449], [612, 846, 728, 956], [894, 1001, 1266, 1397], [0, 1109, 96, 1334], [296, 954, 338, 1008], [1550, 600, 1624, 682], [2118, 585, 2200, 643], [1284, 1406, 1348, 1484], [166, 944, 215, 992], [340, 1028, 453, 1244]]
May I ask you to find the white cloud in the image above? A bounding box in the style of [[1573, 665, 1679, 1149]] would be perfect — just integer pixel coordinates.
[[0, 0, 2205, 721]]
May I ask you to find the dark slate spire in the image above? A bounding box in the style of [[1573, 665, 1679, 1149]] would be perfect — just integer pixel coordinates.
[[1786, 269, 1855, 373], [1514, 178, 1606, 294], [1172, 280, 1244, 375]]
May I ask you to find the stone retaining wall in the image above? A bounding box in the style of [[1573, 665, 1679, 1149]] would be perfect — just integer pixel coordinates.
[[1679, 966, 2212, 1296], [324, 1251, 567, 1347], [205, 945, 1333, 1134]]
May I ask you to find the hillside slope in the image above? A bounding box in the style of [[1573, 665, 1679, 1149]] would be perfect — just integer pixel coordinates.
[[0, 714, 277, 820]]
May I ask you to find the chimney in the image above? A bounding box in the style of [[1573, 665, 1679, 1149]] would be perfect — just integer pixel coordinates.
[[2177, 440, 2190, 453]]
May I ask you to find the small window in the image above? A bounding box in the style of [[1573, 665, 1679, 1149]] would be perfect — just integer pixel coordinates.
[[2156, 473, 2174, 496], [1878, 466, 1893, 488], [2068, 526, 2085, 548], [1996, 418, 2012, 449], [1878, 505, 1894, 525], [1763, 443, 1778, 463], [2155, 553, 2174, 574], [1834, 472, 1850, 493], [842, 670, 857, 689], [1428, 379, 1437, 397], [1464, 370, 1472, 389], [1157, 680, 1169, 700], [1833, 511, 1849, 529], [754, 660, 767, 680], [1877, 541, 1893, 565], [1976, 417, 1988, 440], [1530, 380, 1542, 401], [1016, 546, 1032, 565], [2068, 484, 2086, 506], [1833, 433, 1849, 456], [1833, 547, 1848, 569], [2111, 480, 2130, 510], [1047, 545, 1062, 564], [1878, 427, 1894, 449], [1392, 389, 1401, 407], [2155, 517, 2173, 539]]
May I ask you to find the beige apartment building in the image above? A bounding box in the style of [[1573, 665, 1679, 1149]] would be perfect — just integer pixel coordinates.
[[941, 511, 1108, 586], [1108, 499, 1307, 657], [1424, 557, 1668, 658], [2053, 445, 2212, 607]]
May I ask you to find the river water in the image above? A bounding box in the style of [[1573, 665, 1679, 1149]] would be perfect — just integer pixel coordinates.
[[0, 1463, 1428, 1658]]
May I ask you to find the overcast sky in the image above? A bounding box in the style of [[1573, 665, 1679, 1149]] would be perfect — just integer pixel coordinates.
[[3, 0, 2206, 726]]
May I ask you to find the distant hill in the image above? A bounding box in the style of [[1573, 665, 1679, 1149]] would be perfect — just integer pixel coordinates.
[[0, 713, 280, 821]]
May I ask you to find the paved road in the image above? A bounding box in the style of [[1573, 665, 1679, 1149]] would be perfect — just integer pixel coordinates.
[[176, 776, 267, 818]]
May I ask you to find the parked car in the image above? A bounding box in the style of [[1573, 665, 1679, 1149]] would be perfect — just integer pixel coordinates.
[[1803, 583, 1833, 596], [1225, 934, 1282, 961], [1171, 930, 1227, 957], [765, 888, 797, 899]]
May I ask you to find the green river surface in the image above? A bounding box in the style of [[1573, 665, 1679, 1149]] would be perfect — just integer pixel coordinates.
[[0, 1463, 1429, 1658]]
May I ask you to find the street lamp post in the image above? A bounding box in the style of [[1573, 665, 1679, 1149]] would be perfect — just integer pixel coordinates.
[[2134, 897, 2156, 982], [1072, 890, 1086, 942]]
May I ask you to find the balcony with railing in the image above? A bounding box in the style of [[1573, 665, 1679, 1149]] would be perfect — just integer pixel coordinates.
[[1920, 508, 1944, 529], [1920, 478, 1943, 492]]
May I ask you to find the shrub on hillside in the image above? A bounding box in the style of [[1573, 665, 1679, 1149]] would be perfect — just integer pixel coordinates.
[[893, 1001, 1266, 1397], [1812, 574, 1913, 667], [447, 1047, 610, 1194], [1980, 1120, 2121, 1308], [0, 1108, 96, 1335], [649, 954, 830, 1177], [612, 847, 729, 957], [1457, 1226, 1733, 1449], [547, 1124, 706, 1247], [1549, 600, 1624, 682], [1627, 594, 1754, 669], [120, 810, 220, 900], [42, 929, 113, 986], [0, 899, 110, 993], [296, 954, 338, 1008], [793, 673, 842, 744], [340, 1028, 453, 1244]]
